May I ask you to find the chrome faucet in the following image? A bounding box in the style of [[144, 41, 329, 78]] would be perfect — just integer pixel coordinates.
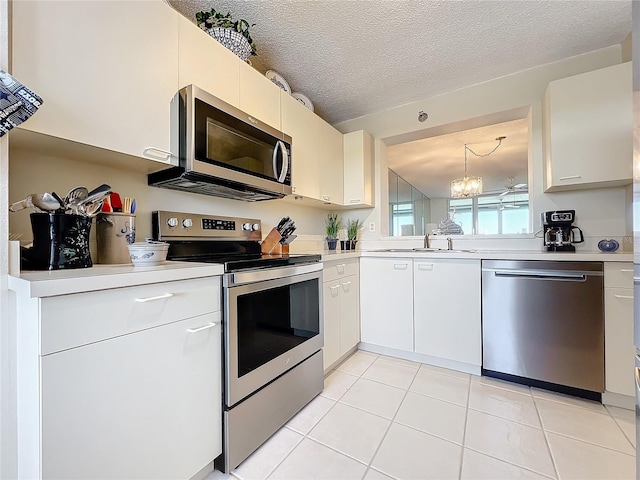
[[424, 233, 431, 249], [447, 237, 453, 250]]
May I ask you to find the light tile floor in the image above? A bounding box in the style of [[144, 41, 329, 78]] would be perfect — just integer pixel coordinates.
[[208, 350, 636, 480]]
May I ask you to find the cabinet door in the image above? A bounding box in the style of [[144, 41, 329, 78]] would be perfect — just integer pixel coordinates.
[[340, 274, 360, 354], [239, 65, 281, 129], [343, 130, 374, 207], [41, 314, 222, 480], [177, 15, 239, 107], [12, 0, 179, 162], [323, 282, 342, 369], [414, 259, 481, 366], [318, 119, 344, 205], [281, 92, 320, 199], [544, 62, 632, 191], [360, 258, 413, 351], [604, 287, 634, 396]]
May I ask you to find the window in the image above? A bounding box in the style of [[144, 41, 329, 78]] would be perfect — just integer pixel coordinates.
[[448, 193, 529, 234]]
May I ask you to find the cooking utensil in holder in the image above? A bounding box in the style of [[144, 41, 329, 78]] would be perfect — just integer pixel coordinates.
[[28, 213, 92, 270], [261, 227, 290, 255]]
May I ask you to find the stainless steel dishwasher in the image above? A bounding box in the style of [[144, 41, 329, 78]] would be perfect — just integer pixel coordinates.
[[482, 260, 604, 398]]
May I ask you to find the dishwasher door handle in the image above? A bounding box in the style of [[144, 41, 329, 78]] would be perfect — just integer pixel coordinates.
[[492, 270, 587, 281]]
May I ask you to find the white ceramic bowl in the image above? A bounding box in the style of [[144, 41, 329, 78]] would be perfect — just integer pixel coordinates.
[[127, 241, 169, 266]]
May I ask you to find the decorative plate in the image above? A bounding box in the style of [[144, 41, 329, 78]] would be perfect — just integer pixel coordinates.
[[265, 70, 291, 95], [597, 239, 619, 252], [292, 92, 314, 112]]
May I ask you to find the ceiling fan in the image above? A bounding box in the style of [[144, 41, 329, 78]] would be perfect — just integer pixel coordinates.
[[499, 198, 520, 210], [498, 178, 527, 197]]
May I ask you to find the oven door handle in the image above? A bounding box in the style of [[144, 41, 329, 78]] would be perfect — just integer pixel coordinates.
[[225, 262, 322, 287]]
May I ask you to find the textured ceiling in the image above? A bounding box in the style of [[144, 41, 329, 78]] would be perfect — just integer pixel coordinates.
[[168, 0, 631, 125], [387, 118, 529, 199]]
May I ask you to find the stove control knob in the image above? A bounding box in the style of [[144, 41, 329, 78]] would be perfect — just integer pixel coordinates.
[[182, 218, 193, 228], [252, 223, 260, 231], [167, 217, 178, 228], [242, 222, 252, 231]]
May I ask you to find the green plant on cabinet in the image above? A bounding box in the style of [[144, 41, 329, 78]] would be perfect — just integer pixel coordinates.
[[195, 7, 257, 57]]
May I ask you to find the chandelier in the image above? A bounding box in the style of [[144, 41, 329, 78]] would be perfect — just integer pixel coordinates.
[[450, 136, 505, 198]]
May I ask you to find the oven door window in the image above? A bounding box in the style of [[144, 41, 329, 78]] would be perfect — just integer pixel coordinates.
[[236, 278, 320, 377]]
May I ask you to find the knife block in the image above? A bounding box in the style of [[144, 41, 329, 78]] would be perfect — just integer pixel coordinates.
[[261, 227, 290, 255]]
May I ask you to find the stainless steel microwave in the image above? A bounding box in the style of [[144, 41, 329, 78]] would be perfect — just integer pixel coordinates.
[[148, 85, 292, 201]]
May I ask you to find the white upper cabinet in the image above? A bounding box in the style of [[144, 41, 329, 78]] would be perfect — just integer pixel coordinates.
[[12, 0, 179, 164], [343, 130, 375, 207], [239, 66, 282, 130], [281, 92, 344, 204], [543, 62, 632, 191], [177, 15, 240, 107], [318, 118, 344, 205], [281, 92, 321, 199]]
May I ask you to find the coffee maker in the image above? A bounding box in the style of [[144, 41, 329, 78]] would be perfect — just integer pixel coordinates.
[[542, 210, 584, 252]]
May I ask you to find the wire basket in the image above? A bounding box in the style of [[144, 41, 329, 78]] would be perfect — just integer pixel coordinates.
[[203, 27, 252, 62]]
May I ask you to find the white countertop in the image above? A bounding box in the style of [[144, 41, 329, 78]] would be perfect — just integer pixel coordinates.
[[303, 248, 632, 263], [359, 249, 633, 262], [9, 261, 224, 298], [10, 248, 631, 298]]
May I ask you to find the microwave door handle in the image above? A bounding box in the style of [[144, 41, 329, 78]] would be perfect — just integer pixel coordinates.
[[272, 140, 289, 183]]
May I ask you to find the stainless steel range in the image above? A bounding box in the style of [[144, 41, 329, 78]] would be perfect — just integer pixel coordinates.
[[153, 211, 324, 473]]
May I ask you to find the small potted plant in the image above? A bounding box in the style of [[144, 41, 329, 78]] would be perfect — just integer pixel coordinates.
[[195, 8, 257, 62], [346, 219, 362, 250], [325, 213, 341, 251]]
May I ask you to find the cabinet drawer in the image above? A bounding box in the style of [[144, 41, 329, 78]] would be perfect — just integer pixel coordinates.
[[604, 262, 633, 289], [323, 258, 359, 282], [604, 287, 634, 396], [41, 277, 221, 355]]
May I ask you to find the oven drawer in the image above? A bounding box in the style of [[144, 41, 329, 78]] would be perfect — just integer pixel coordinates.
[[41, 277, 221, 355], [323, 258, 359, 283]]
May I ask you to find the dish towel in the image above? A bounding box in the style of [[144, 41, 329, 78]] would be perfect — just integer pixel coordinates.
[[0, 71, 43, 137]]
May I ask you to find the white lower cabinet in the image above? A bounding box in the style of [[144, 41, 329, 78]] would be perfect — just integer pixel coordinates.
[[604, 262, 634, 397], [14, 276, 223, 479], [42, 314, 221, 480], [413, 259, 481, 367], [323, 259, 360, 370], [360, 258, 413, 351]]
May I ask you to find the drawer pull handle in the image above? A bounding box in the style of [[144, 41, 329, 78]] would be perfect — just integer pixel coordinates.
[[135, 292, 174, 303], [142, 146, 172, 162], [394, 263, 408, 270], [614, 294, 634, 299], [330, 285, 340, 291], [336, 264, 345, 274], [187, 322, 217, 333], [559, 175, 581, 181], [418, 264, 434, 271], [620, 269, 633, 272], [349, 199, 361, 204]]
